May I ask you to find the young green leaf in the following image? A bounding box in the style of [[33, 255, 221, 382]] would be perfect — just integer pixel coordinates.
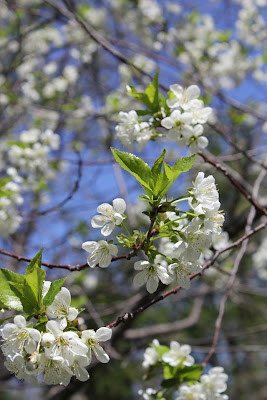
[[156, 154, 196, 200], [24, 267, 46, 305], [111, 147, 153, 196], [43, 277, 66, 307], [145, 69, 159, 112], [26, 248, 43, 275], [0, 268, 25, 311], [127, 85, 152, 110], [8, 281, 39, 314], [179, 364, 204, 382], [150, 149, 166, 186]]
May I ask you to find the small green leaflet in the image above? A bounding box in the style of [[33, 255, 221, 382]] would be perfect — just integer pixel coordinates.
[[128, 70, 163, 113]]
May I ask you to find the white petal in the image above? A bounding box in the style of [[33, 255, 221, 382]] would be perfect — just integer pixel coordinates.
[[114, 213, 123, 225], [74, 364, 90, 381], [14, 315, 26, 329], [112, 198, 126, 214], [68, 307, 79, 321], [24, 338, 37, 354], [133, 270, 147, 288], [46, 320, 63, 336], [96, 327, 112, 342], [97, 203, 113, 215], [186, 85, 200, 101], [82, 241, 98, 252], [161, 116, 173, 129], [146, 276, 159, 293], [101, 222, 115, 236], [91, 215, 106, 228], [169, 84, 183, 97], [94, 344, 110, 363], [28, 328, 41, 342], [134, 260, 149, 270], [177, 272, 191, 289], [99, 254, 112, 268], [107, 243, 118, 256]]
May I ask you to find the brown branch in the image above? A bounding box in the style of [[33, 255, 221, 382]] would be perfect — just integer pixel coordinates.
[[198, 151, 267, 216], [106, 219, 267, 329], [0, 247, 139, 271], [209, 122, 267, 170], [124, 297, 204, 339]]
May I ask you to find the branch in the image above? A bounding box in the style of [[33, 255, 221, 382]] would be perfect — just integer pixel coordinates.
[[106, 219, 267, 329], [198, 151, 267, 216], [124, 297, 204, 339]]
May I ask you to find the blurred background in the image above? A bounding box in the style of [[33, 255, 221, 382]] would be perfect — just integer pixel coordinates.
[[0, 0, 267, 399]]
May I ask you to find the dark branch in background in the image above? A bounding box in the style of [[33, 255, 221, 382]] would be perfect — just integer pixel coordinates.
[[106, 218, 267, 329], [0, 218, 266, 328], [34, 150, 82, 216], [209, 122, 267, 170], [198, 151, 267, 216]]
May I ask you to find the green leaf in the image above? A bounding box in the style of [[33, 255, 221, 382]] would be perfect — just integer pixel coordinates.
[[26, 248, 43, 275], [127, 85, 152, 110], [179, 364, 203, 382], [145, 69, 159, 112], [136, 109, 153, 117], [43, 278, 66, 307], [150, 150, 166, 186], [163, 364, 177, 380], [25, 267, 46, 305], [156, 155, 196, 200], [155, 344, 169, 357], [161, 377, 179, 389], [128, 70, 160, 112], [111, 147, 153, 196], [8, 281, 39, 314], [0, 269, 25, 311]]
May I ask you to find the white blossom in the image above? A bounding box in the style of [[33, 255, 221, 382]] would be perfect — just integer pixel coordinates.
[[42, 320, 88, 365], [168, 259, 202, 289], [81, 327, 112, 364], [46, 287, 79, 321], [162, 341, 194, 367], [142, 339, 160, 368], [200, 367, 229, 399], [189, 172, 220, 214], [167, 84, 201, 110], [133, 260, 172, 294], [1, 315, 41, 357], [91, 198, 126, 236], [82, 240, 118, 268]]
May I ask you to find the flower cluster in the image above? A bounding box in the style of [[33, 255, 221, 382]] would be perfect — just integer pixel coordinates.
[[161, 84, 212, 153], [134, 172, 224, 293], [0, 128, 61, 237], [115, 83, 212, 153], [0, 180, 23, 238], [82, 198, 126, 268], [140, 340, 229, 400], [142, 339, 195, 370], [176, 367, 229, 400], [0, 283, 112, 386], [115, 110, 152, 152]]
